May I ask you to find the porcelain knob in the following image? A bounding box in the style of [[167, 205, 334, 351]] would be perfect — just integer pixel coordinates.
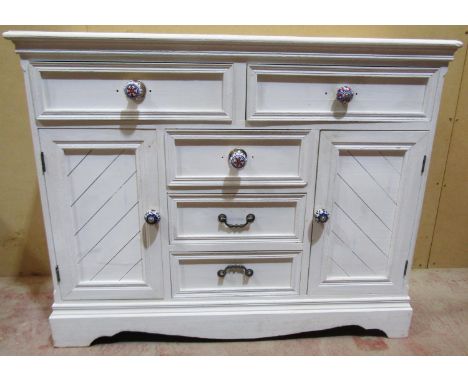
[[336, 86, 354, 104], [314, 209, 330, 223], [144, 210, 161, 225], [124, 80, 146, 100], [228, 148, 248, 169]]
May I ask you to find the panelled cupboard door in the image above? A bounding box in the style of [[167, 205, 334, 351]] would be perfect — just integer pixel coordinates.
[[39, 129, 164, 300], [308, 130, 429, 296]]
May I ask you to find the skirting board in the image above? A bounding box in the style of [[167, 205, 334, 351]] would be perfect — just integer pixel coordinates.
[[50, 301, 413, 347]]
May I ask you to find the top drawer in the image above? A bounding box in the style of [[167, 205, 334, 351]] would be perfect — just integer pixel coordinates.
[[247, 65, 439, 122], [28, 62, 234, 122]]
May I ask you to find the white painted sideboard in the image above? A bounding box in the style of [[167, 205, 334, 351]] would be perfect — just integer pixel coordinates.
[[4, 31, 462, 347]]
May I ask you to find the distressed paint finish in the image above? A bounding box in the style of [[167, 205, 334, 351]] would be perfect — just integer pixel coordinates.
[[2, 30, 461, 346]]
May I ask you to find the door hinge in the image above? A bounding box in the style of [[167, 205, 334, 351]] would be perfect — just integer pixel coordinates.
[[40, 152, 46, 173], [55, 265, 61, 283], [421, 155, 427, 174], [403, 260, 409, 277]]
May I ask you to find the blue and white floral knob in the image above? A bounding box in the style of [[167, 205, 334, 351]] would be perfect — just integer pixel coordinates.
[[314, 209, 330, 223], [144, 210, 161, 225], [124, 80, 146, 100], [336, 86, 354, 104], [228, 148, 248, 169]]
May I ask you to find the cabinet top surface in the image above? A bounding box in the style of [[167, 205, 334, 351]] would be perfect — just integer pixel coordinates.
[[3, 30, 462, 49], [3, 31, 462, 65]]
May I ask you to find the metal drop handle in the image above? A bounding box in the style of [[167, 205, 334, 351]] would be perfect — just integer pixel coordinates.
[[228, 148, 248, 169], [144, 209, 161, 225], [218, 213, 255, 228], [124, 80, 146, 100], [314, 209, 330, 223], [336, 85, 354, 104], [217, 265, 254, 278]]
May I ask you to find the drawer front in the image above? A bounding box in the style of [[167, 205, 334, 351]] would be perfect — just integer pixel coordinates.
[[165, 130, 317, 188], [247, 65, 439, 121], [170, 251, 301, 297], [29, 62, 234, 121], [168, 194, 306, 243]]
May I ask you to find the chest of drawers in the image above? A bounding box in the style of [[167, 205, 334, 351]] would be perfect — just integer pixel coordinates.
[[4, 31, 461, 347]]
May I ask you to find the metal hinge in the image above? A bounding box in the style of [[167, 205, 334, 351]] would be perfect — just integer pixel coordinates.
[[55, 265, 61, 283], [421, 155, 427, 174], [403, 260, 409, 277], [40, 152, 46, 173]]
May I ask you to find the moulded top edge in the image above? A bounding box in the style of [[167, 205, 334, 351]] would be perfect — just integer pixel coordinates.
[[2, 30, 463, 53]]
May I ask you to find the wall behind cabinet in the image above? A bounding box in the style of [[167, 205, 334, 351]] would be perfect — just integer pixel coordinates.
[[429, 46, 468, 268], [0, 25, 467, 276]]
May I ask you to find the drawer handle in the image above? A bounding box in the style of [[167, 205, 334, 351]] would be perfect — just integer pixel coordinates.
[[218, 213, 255, 228], [336, 85, 354, 104], [314, 208, 330, 223], [228, 148, 248, 169], [217, 265, 254, 278], [144, 209, 161, 225], [124, 80, 146, 100]]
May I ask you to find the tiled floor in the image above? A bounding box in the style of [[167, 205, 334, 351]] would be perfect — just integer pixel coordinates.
[[0, 268, 467, 355]]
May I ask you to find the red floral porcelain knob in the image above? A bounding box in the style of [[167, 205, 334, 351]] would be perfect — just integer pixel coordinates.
[[336, 85, 354, 104], [124, 80, 146, 100], [228, 149, 248, 169]]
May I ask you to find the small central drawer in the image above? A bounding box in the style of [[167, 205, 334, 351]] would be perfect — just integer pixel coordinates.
[[168, 194, 306, 243], [165, 130, 316, 188], [170, 251, 301, 298]]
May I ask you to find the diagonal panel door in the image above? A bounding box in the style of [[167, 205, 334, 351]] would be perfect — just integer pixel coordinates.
[[308, 130, 429, 297], [40, 129, 164, 300]]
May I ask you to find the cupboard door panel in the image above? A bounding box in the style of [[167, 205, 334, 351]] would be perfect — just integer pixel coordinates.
[[40, 130, 164, 300], [308, 130, 429, 296]]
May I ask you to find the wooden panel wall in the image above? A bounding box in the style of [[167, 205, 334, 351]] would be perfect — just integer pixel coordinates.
[[0, 25, 466, 276], [429, 44, 468, 267]]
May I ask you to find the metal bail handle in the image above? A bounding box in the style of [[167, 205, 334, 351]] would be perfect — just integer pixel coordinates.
[[217, 265, 254, 278], [218, 213, 255, 228]]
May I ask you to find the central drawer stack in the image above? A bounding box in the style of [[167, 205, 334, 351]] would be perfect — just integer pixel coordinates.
[[166, 128, 318, 298]]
